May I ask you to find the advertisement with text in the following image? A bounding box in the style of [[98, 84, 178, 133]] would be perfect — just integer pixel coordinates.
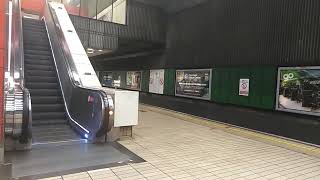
[[277, 67, 320, 116], [175, 69, 212, 100]]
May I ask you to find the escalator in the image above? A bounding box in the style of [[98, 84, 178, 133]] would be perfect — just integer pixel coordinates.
[[23, 18, 81, 144], [1, 1, 143, 179], [4, 0, 115, 150]]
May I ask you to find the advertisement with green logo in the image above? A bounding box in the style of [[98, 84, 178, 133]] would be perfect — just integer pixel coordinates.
[[277, 67, 320, 116]]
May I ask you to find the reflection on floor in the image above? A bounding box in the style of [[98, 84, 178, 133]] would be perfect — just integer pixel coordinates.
[[37, 105, 320, 180]]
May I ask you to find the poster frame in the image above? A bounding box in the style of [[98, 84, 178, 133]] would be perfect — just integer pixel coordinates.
[[149, 69, 165, 95], [239, 78, 250, 96], [175, 69, 212, 100], [276, 66, 320, 116], [100, 71, 113, 87], [126, 71, 142, 91]]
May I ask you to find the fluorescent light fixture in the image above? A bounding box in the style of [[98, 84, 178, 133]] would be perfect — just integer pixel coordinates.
[[84, 134, 89, 138], [87, 48, 94, 54]]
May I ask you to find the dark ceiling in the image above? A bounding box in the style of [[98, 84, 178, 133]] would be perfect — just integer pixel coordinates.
[[134, 0, 207, 13]]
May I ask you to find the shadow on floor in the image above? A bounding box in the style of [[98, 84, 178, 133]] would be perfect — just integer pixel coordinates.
[[1, 142, 144, 180]]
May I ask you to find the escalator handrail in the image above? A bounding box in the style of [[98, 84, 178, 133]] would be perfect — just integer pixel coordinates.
[[43, 1, 114, 138]]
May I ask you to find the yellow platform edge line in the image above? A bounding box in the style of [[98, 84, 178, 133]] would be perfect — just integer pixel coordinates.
[[140, 104, 320, 158]]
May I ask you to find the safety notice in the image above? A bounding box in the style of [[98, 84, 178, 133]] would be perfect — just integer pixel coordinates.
[[239, 79, 250, 96]]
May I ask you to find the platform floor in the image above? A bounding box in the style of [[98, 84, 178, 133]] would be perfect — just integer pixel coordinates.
[[39, 105, 320, 180]]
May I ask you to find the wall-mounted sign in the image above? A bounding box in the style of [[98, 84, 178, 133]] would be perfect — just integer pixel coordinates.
[[126, 71, 141, 90], [239, 79, 250, 96], [149, 69, 165, 94], [175, 69, 212, 100], [277, 67, 320, 116]]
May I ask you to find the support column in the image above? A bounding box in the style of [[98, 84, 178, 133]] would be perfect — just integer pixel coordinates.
[[0, 0, 7, 163]]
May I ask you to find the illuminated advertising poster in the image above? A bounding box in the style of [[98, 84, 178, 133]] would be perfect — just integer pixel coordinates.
[[101, 72, 113, 87], [149, 69, 165, 94], [277, 67, 320, 116], [175, 69, 212, 100], [126, 71, 142, 90]]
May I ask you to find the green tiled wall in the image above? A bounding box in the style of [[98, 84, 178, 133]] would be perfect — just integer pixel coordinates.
[[164, 69, 176, 96], [141, 70, 150, 92], [212, 67, 277, 110]]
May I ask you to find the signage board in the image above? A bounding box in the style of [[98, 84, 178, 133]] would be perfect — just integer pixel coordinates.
[[149, 69, 165, 94], [239, 79, 250, 96], [276, 67, 320, 116], [175, 69, 212, 100], [126, 71, 142, 90]]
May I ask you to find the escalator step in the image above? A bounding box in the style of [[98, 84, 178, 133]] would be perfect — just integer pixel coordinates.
[[27, 82, 59, 89], [25, 54, 52, 60], [25, 70, 56, 77], [25, 59, 53, 65], [32, 132, 81, 143], [26, 76, 58, 83], [32, 128, 79, 137], [29, 89, 61, 96], [23, 38, 48, 43], [32, 119, 68, 126], [33, 112, 66, 120], [24, 45, 51, 51], [23, 25, 46, 31], [33, 104, 65, 112], [22, 18, 43, 25], [25, 64, 55, 71], [24, 50, 51, 56], [23, 34, 48, 39], [32, 124, 72, 132], [31, 96, 63, 104], [24, 42, 50, 47], [23, 30, 47, 35]]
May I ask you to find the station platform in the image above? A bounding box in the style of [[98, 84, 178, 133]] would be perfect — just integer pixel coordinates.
[[30, 105, 320, 180]]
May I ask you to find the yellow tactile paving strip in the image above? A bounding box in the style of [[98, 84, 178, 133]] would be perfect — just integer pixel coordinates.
[[140, 104, 320, 158]]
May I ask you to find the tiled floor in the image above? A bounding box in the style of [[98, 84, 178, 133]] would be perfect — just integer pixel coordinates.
[[40, 107, 320, 180]]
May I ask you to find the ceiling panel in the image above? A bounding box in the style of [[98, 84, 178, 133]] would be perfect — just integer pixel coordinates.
[[134, 0, 207, 13]]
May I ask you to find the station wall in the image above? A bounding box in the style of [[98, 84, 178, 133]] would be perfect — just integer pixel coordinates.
[[98, 67, 277, 110], [165, 0, 320, 68]]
